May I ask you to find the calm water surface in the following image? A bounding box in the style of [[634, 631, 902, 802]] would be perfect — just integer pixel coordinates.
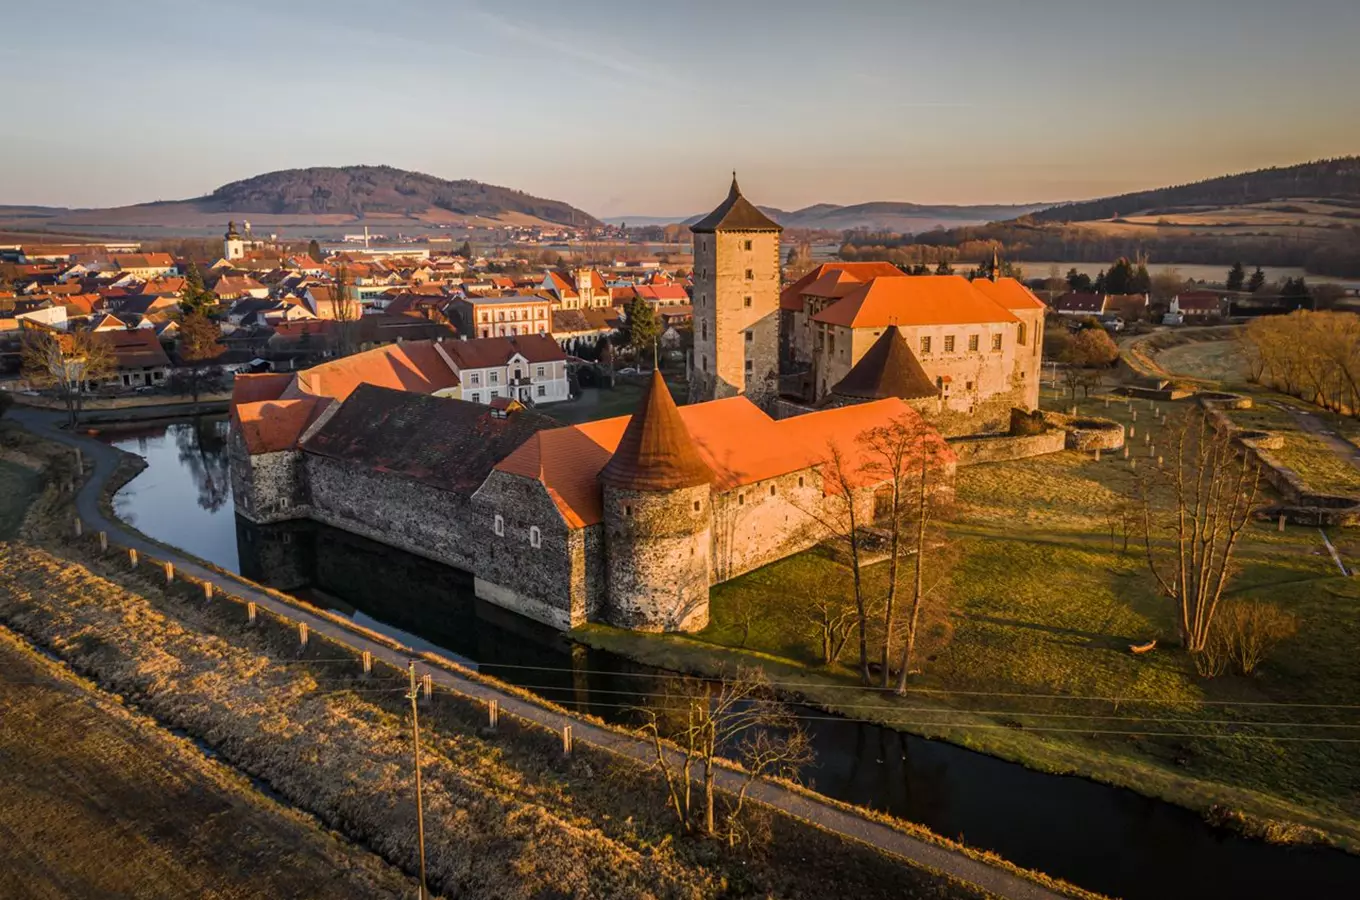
[[101, 417, 1360, 900]]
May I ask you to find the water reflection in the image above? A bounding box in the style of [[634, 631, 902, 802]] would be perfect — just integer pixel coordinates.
[[101, 421, 1360, 900]]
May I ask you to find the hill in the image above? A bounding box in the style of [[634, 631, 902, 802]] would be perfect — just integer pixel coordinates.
[[1030, 157, 1360, 223], [0, 165, 600, 236], [671, 200, 1049, 233]]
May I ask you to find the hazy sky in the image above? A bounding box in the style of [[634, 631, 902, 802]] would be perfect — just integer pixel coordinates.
[[4, 0, 1358, 216]]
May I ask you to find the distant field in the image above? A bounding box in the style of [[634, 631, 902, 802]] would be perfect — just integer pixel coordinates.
[[1154, 339, 1251, 385], [0, 626, 412, 900]]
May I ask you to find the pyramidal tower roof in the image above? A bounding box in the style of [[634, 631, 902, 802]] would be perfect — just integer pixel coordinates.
[[831, 326, 939, 401], [599, 371, 713, 491], [689, 174, 783, 233]]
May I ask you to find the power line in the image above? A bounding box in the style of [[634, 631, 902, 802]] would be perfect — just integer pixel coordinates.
[[473, 661, 1360, 710]]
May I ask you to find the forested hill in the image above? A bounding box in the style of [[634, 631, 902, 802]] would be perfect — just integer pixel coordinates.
[[1030, 157, 1360, 223], [194, 165, 600, 226]]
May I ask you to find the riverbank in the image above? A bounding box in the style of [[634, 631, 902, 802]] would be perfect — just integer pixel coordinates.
[[2, 414, 1092, 900], [577, 391, 1360, 855]]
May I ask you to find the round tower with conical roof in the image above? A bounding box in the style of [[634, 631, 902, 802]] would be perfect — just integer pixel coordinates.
[[598, 371, 714, 632]]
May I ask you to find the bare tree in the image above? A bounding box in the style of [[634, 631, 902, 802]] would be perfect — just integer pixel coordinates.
[[860, 413, 954, 689], [1133, 411, 1262, 659], [801, 443, 874, 684], [175, 311, 224, 403], [795, 566, 857, 666], [331, 264, 361, 357], [21, 329, 114, 429], [637, 668, 813, 844]]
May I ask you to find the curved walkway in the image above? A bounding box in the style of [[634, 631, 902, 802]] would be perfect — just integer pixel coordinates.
[[9, 406, 1065, 900]]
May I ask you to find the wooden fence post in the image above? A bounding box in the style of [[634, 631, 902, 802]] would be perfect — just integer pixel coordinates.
[[98, 531, 107, 552], [1094, 448, 1101, 462], [1278, 514, 1287, 532], [1122, 446, 1129, 459], [203, 581, 213, 601], [422, 673, 432, 702], [361, 650, 372, 677], [128, 548, 138, 568], [561, 724, 573, 755], [488, 699, 499, 730], [247, 601, 257, 625], [298, 622, 308, 648], [73, 517, 82, 537], [163, 562, 174, 584]]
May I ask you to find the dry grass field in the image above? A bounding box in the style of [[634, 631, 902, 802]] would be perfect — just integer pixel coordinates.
[[584, 391, 1360, 851], [0, 538, 996, 900], [0, 625, 415, 900]]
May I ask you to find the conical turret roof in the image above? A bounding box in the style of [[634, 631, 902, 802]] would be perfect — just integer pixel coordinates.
[[689, 174, 782, 233], [599, 371, 713, 491], [831, 326, 938, 401]]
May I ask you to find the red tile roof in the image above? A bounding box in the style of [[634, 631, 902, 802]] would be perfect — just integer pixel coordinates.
[[441, 334, 566, 370], [599, 372, 713, 491], [780, 262, 906, 311], [970, 277, 1046, 311], [97, 328, 171, 370], [232, 373, 293, 405], [283, 339, 459, 402], [233, 398, 328, 454], [813, 275, 1020, 328], [496, 393, 949, 527]]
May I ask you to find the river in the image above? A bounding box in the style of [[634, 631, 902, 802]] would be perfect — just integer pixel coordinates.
[[98, 416, 1360, 900]]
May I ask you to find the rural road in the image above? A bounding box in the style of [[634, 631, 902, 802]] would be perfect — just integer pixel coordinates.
[[9, 406, 1065, 900]]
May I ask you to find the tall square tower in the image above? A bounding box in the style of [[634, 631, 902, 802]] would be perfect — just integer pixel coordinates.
[[688, 176, 783, 402]]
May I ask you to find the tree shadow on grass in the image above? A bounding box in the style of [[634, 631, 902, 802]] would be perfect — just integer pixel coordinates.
[[957, 613, 1140, 651]]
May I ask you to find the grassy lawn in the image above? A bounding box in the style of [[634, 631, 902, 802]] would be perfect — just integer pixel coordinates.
[[0, 625, 413, 900], [1155, 339, 1251, 386], [584, 394, 1360, 850], [547, 373, 687, 425]]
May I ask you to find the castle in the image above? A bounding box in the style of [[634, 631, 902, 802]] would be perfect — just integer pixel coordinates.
[[229, 176, 1054, 633]]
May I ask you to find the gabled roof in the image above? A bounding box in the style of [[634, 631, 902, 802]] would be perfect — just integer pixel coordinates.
[[780, 262, 906, 311], [495, 394, 951, 527], [441, 334, 566, 370], [232, 397, 329, 454], [283, 339, 460, 402], [689, 175, 782, 233], [301, 384, 557, 499], [831, 326, 938, 401], [1052, 293, 1106, 314], [814, 275, 1021, 328], [970, 277, 1046, 311], [599, 371, 713, 491], [97, 328, 172, 370]]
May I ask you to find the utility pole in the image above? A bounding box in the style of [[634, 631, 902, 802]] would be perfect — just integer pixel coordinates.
[[407, 661, 428, 900]]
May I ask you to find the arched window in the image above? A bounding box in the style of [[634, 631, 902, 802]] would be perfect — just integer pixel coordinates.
[[529, 526, 542, 548], [493, 514, 504, 536]]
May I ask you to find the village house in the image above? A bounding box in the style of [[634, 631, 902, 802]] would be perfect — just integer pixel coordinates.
[[449, 293, 553, 339], [111, 253, 178, 280], [1166, 290, 1224, 324], [1050, 292, 1107, 317], [441, 334, 569, 406], [93, 329, 172, 390]]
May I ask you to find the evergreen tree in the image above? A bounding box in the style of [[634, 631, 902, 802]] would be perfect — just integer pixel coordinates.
[[458, 240, 473, 259], [180, 262, 215, 314], [1066, 268, 1093, 292], [934, 259, 954, 276], [1093, 270, 1108, 295], [307, 239, 323, 262], [624, 297, 662, 364], [1281, 277, 1311, 302], [1225, 261, 1245, 291], [1247, 267, 1266, 293], [1105, 257, 1135, 295], [1130, 263, 1152, 295]]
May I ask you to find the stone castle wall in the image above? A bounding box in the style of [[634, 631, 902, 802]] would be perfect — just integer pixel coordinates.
[[710, 468, 839, 583], [228, 430, 309, 524], [471, 469, 601, 630], [304, 455, 475, 572], [602, 483, 713, 632]]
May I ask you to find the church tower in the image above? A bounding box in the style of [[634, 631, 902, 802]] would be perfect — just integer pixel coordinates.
[[224, 221, 245, 261], [688, 174, 783, 402]]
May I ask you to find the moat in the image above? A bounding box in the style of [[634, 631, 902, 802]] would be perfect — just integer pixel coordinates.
[[101, 415, 1360, 900]]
